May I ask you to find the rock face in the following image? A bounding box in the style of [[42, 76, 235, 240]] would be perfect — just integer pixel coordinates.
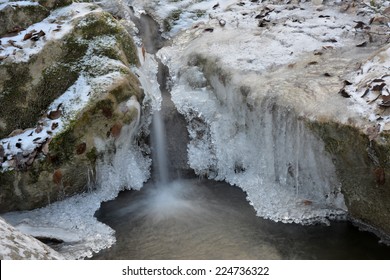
[[0, 217, 64, 259], [0, 3, 142, 212], [156, 0, 390, 237]]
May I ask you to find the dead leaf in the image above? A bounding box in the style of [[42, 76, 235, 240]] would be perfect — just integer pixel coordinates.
[[354, 21, 366, 29], [110, 123, 122, 138], [48, 109, 61, 120], [51, 122, 59, 130], [23, 32, 33, 41], [374, 167, 385, 185], [52, 169, 62, 185], [42, 139, 51, 155], [339, 88, 350, 98], [8, 40, 22, 49], [372, 83, 386, 91], [76, 142, 87, 155], [356, 41, 367, 47], [361, 88, 370, 98], [35, 125, 43, 133], [366, 124, 381, 141]]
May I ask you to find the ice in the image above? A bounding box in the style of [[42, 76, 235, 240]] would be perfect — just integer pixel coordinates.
[[1, 40, 163, 260], [166, 63, 347, 224]]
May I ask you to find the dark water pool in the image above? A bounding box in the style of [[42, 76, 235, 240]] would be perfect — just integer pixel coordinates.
[[91, 179, 390, 260]]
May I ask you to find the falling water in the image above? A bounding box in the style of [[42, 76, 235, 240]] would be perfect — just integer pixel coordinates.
[[151, 110, 169, 184]]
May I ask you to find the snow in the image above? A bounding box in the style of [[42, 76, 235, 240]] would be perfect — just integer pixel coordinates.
[[151, 0, 389, 224], [0, 3, 102, 63], [1, 0, 389, 258], [0, 217, 64, 260], [345, 46, 390, 132], [0, 1, 39, 10], [1, 50, 160, 260]]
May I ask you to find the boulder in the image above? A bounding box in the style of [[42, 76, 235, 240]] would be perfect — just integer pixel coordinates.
[[0, 217, 64, 259], [0, 3, 142, 212]]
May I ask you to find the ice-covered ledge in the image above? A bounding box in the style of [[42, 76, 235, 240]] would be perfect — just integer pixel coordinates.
[[156, 0, 390, 237]]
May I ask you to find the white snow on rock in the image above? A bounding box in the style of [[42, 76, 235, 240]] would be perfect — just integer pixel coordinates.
[[150, 0, 389, 224], [1, 0, 389, 258], [0, 217, 65, 259], [345, 45, 390, 133], [0, 3, 103, 62], [1, 53, 159, 260]]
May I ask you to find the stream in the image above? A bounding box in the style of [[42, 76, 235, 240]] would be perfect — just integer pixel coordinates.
[[90, 12, 390, 260]]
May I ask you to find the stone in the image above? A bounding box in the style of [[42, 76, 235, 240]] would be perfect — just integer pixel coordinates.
[[0, 4, 142, 212]]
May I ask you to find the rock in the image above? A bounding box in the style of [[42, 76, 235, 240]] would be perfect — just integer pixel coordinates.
[[159, 2, 390, 237], [0, 3, 49, 37], [0, 4, 142, 212], [0, 217, 64, 260]]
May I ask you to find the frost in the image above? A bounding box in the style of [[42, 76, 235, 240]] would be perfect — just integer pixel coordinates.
[[166, 64, 347, 224]]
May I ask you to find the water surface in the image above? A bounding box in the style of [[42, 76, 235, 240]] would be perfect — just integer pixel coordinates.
[[92, 179, 390, 260]]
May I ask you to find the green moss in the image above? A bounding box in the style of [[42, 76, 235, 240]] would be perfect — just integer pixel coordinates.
[[307, 120, 390, 234], [38, 0, 73, 9], [164, 9, 183, 32], [86, 147, 98, 164], [193, 9, 206, 18], [116, 32, 139, 66], [93, 99, 114, 118], [49, 127, 78, 167], [78, 13, 121, 40], [122, 107, 137, 125], [63, 36, 89, 64]]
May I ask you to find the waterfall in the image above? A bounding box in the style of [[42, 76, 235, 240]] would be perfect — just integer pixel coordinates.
[[151, 109, 169, 184]]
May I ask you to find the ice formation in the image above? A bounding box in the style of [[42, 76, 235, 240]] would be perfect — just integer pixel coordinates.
[[2, 51, 160, 260]]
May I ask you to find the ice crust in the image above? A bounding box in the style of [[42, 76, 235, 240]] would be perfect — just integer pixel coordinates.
[[164, 64, 347, 225], [1, 51, 160, 260]]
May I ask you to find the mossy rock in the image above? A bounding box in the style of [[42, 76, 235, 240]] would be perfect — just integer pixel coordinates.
[[38, 0, 73, 10], [308, 120, 390, 234], [0, 3, 49, 36], [0, 9, 142, 212], [0, 73, 142, 212], [0, 10, 139, 138]]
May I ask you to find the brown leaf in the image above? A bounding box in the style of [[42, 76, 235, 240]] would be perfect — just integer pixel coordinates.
[[51, 122, 59, 130], [354, 21, 366, 29], [302, 200, 313, 206], [48, 109, 62, 120], [76, 142, 87, 155], [35, 125, 43, 134], [372, 83, 386, 91], [356, 41, 367, 47], [110, 123, 122, 138], [374, 167, 385, 185], [42, 139, 51, 155], [23, 32, 33, 41], [53, 169, 62, 185], [379, 95, 390, 107], [339, 88, 350, 98], [360, 88, 370, 98], [8, 40, 22, 49]]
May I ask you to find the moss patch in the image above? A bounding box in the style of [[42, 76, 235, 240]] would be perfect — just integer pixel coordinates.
[[308, 120, 390, 234]]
